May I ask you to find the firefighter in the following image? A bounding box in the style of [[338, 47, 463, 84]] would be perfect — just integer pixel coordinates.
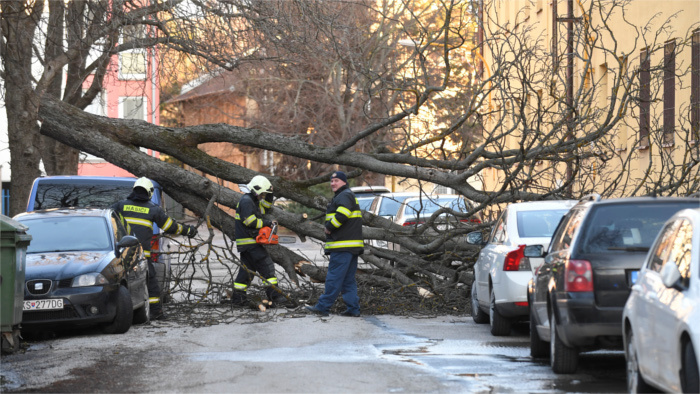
[[112, 177, 197, 320], [231, 175, 288, 307], [305, 171, 363, 317]]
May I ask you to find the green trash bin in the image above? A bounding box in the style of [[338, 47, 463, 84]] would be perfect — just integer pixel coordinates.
[[1, 214, 32, 354]]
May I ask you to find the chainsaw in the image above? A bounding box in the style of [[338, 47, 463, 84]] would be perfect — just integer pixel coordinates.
[[256, 222, 279, 245]]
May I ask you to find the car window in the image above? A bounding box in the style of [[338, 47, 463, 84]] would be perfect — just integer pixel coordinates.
[[668, 219, 693, 288], [379, 195, 414, 217], [577, 202, 698, 254], [549, 208, 585, 252], [516, 209, 570, 238], [357, 196, 375, 211], [402, 197, 462, 218], [648, 221, 679, 273], [490, 210, 507, 244], [111, 212, 127, 240], [33, 183, 132, 210], [19, 216, 111, 253]]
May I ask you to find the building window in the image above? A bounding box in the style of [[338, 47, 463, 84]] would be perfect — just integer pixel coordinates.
[[120, 97, 145, 120], [692, 29, 699, 143], [639, 48, 650, 148], [119, 25, 147, 80], [663, 40, 676, 146]]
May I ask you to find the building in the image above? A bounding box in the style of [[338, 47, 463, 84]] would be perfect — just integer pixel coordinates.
[[477, 0, 699, 197]]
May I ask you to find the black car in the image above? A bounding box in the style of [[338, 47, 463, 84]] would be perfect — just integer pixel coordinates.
[[526, 195, 700, 374], [14, 208, 150, 334]]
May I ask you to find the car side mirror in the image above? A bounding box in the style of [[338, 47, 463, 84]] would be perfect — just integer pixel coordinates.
[[660, 262, 684, 290], [523, 245, 545, 258], [466, 231, 485, 245], [117, 235, 140, 252]]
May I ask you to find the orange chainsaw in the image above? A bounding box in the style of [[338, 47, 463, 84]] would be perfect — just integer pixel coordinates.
[[256, 222, 279, 245]]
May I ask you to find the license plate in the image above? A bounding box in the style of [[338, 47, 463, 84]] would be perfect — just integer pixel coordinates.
[[23, 299, 64, 311], [630, 270, 639, 285]]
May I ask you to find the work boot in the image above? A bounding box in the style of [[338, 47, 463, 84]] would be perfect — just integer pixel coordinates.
[[304, 305, 329, 317], [152, 309, 167, 321], [228, 290, 248, 308], [270, 295, 295, 308]]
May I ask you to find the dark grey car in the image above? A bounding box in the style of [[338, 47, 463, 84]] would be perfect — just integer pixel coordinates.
[[15, 208, 149, 334], [527, 195, 700, 374]]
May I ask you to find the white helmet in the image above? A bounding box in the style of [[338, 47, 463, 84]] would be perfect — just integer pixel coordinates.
[[247, 175, 273, 196], [134, 177, 155, 198]]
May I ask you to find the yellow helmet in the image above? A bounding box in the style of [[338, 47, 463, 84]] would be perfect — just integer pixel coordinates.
[[133, 177, 155, 198], [247, 175, 273, 195]]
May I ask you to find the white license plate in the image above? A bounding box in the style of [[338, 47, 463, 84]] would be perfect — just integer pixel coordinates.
[[24, 299, 64, 311]]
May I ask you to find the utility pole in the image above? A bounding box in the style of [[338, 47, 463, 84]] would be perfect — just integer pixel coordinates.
[[554, 0, 581, 197]]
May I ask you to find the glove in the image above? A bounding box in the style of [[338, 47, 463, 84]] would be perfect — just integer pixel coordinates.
[[184, 225, 198, 238]]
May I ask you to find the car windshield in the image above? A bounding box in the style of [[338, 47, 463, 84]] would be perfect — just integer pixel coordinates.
[[402, 197, 464, 218], [379, 195, 417, 216], [516, 209, 570, 238], [578, 202, 700, 253], [19, 216, 111, 253], [33, 183, 131, 210]]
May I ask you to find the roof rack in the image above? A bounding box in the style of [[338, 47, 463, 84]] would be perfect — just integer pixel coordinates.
[[579, 193, 601, 202]]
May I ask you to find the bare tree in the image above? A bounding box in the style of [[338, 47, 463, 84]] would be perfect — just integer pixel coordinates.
[[4, 0, 699, 312]]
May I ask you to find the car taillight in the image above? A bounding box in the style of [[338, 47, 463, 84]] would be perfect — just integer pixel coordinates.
[[403, 221, 424, 226], [460, 218, 482, 224], [151, 236, 159, 263], [565, 259, 593, 292], [503, 245, 531, 271]]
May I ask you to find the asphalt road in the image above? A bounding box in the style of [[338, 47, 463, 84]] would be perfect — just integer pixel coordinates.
[[1, 312, 626, 393]]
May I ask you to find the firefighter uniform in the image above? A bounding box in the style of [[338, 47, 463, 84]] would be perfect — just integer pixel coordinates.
[[112, 178, 196, 318], [306, 171, 363, 316], [232, 176, 284, 306]]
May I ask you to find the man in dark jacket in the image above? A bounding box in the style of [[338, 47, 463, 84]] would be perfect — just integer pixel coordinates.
[[112, 177, 197, 320], [306, 171, 363, 317], [231, 175, 288, 307]]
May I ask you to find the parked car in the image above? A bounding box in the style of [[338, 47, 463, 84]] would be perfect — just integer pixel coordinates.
[[367, 192, 420, 248], [468, 200, 576, 336], [26, 176, 174, 298], [351, 186, 391, 211], [622, 208, 700, 393], [526, 195, 699, 374], [390, 194, 481, 252], [14, 208, 150, 334]]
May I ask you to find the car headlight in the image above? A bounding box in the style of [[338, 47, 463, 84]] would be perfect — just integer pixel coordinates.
[[72, 272, 108, 287]]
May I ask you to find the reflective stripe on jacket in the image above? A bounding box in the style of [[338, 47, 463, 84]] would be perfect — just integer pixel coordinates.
[[112, 199, 186, 255], [234, 193, 272, 251], [324, 185, 363, 255]]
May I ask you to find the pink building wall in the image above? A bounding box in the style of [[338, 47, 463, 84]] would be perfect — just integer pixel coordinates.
[[78, 46, 160, 177]]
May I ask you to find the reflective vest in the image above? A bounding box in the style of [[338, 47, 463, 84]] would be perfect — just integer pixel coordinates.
[[112, 198, 187, 258], [234, 193, 272, 251], [324, 185, 363, 255]]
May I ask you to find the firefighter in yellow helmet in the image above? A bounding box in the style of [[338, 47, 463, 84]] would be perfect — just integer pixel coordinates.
[[231, 175, 289, 307], [112, 177, 197, 320]]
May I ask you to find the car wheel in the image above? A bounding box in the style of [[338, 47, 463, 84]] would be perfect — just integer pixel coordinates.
[[530, 305, 549, 358], [489, 287, 511, 336], [681, 341, 699, 393], [625, 329, 653, 393], [102, 285, 134, 334], [471, 283, 488, 324], [133, 278, 150, 324], [549, 306, 578, 374]]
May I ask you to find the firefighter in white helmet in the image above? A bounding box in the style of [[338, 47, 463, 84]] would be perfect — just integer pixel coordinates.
[[231, 175, 289, 307], [112, 177, 197, 320]]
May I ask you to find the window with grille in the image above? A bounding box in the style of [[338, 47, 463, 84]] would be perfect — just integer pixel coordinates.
[[663, 40, 676, 146], [121, 97, 145, 120], [639, 48, 650, 148], [119, 25, 147, 80]]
